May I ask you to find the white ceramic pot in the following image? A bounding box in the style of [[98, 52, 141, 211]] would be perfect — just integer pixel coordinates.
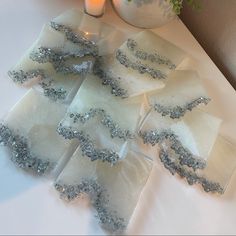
[[112, 0, 176, 28]]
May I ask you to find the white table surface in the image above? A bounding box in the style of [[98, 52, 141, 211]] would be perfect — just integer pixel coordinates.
[[0, 0, 236, 235]]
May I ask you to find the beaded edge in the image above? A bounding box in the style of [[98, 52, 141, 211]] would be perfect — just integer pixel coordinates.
[[139, 129, 206, 170], [126, 38, 176, 70], [68, 108, 134, 141], [54, 180, 126, 233], [159, 147, 224, 194], [57, 124, 120, 165], [0, 124, 52, 175], [116, 49, 167, 80], [153, 97, 211, 119]]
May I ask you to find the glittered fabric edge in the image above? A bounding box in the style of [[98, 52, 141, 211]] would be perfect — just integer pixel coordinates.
[[8, 69, 46, 85], [54, 180, 126, 233], [8, 69, 70, 102], [57, 124, 120, 165], [152, 97, 211, 119], [29, 47, 94, 75], [139, 129, 206, 170], [126, 38, 176, 70], [93, 57, 129, 98], [159, 147, 224, 194], [0, 123, 53, 175], [50, 21, 98, 57], [67, 108, 134, 141], [115, 49, 167, 80]]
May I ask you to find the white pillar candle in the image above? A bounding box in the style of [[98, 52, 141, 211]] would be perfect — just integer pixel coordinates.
[[85, 0, 106, 17]]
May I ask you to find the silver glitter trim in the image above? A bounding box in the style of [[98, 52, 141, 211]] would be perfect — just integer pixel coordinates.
[[159, 148, 224, 194], [0, 124, 52, 175], [126, 38, 176, 70], [57, 125, 120, 164], [30, 47, 93, 75], [39, 79, 67, 101], [139, 130, 206, 170], [50, 21, 98, 57], [8, 69, 68, 101], [153, 97, 211, 119], [55, 180, 126, 233], [93, 57, 128, 98], [8, 69, 45, 84], [116, 49, 167, 79], [68, 108, 133, 141]]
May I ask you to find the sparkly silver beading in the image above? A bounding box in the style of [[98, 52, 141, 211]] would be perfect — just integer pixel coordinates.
[[8, 69, 45, 84], [93, 58, 128, 98], [57, 125, 120, 164], [55, 180, 126, 233], [159, 148, 224, 194], [30, 47, 93, 75], [39, 79, 67, 101], [127, 38, 176, 70], [0, 124, 52, 175], [68, 108, 133, 141], [116, 49, 167, 79], [139, 129, 206, 170], [153, 97, 211, 119], [50, 21, 98, 57]]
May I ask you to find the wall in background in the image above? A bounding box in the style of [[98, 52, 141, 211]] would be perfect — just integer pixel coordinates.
[[180, 0, 236, 89]]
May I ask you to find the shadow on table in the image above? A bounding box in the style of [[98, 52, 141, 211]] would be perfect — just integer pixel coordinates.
[[0, 148, 41, 203]]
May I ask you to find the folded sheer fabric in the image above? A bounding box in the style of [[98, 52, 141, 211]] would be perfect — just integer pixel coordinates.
[[0, 89, 78, 176], [139, 107, 236, 194], [94, 30, 187, 98], [52, 9, 127, 55], [55, 146, 152, 233], [8, 9, 125, 102], [139, 109, 222, 169], [147, 70, 210, 119], [8, 24, 88, 102], [58, 74, 142, 164], [160, 135, 236, 194], [2, 8, 236, 236]]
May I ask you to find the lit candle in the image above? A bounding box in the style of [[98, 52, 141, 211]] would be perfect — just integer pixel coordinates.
[[84, 0, 106, 17]]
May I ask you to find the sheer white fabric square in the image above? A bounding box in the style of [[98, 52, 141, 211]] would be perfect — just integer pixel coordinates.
[[147, 70, 210, 118], [55, 146, 153, 233], [160, 135, 236, 193], [101, 30, 187, 97], [0, 89, 78, 176], [140, 108, 222, 162], [52, 8, 127, 55], [59, 74, 143, 160], [9, 24, 88, 103]]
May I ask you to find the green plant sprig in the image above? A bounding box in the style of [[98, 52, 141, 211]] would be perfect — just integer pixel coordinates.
[[169, 0, 202, 15]]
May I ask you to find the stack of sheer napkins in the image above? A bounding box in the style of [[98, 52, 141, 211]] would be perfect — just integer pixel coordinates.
[[1, 9, 236, 234]]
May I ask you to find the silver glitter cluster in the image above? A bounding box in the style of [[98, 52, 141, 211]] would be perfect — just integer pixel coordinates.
[[50, 21, 98, 57], [0, 124, 51, 175], [116, 49, 167, 79], [55, 180, 126, 233], [127, 38, 176, 70], [93, 57, 128, 98], [153, 97, 211, 119], [159, 148, 224, 194], [57, 125, 120, 164], [139, 129, 206, 170], [69, 108, 133, 141], [39, 79, 67, 101], [30, 47, 93, 75], [8, 69, 45, 84]]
